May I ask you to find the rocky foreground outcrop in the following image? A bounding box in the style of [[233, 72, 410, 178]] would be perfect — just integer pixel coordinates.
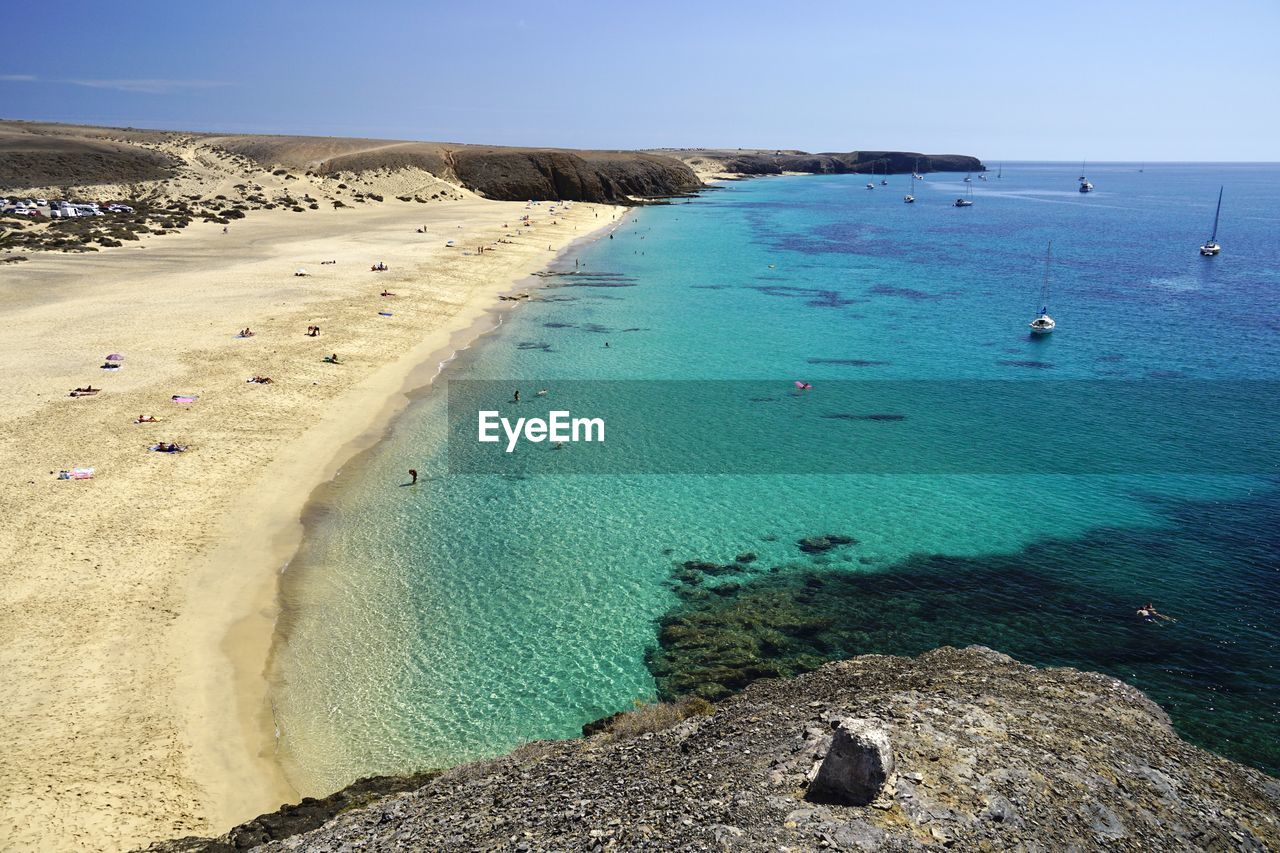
[[148, 647, 1280, 851]]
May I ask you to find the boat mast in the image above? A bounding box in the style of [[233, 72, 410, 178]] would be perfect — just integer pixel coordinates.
[[1209, 186, 1223, 242], [1040, 242, 1052, 314]]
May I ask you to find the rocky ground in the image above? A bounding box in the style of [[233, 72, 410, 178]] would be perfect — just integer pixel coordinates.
[[147, 646, 1280, 851]]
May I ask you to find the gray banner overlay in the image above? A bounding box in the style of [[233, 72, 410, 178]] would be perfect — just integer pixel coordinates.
[[445, 380, 1279, 475]]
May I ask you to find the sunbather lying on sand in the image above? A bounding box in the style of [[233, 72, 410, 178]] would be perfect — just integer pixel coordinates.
[[322, 354, 341, 364], [380, 289, 396, 297], [135, 415, 159, 423], [150, 442, 187, 453], [247, 376, 274, 384], [70, 386, 100, 396], [237, 328, 255, 338]]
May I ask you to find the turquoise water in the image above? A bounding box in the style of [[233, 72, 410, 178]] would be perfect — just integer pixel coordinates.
[[274, 163, 1280, 792]]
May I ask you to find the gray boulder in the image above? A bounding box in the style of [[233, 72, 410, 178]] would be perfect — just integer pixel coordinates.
[[807, 718, 895, 806]]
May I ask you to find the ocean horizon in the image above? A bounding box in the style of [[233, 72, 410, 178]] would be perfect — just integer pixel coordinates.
[[271, 162, 1280, 795]]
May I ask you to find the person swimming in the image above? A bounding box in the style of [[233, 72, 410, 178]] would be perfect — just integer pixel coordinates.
[[1137, 602, 1175, 622]]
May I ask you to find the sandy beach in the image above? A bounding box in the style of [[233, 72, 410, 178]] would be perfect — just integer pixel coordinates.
[[0, 196, 619, 851]]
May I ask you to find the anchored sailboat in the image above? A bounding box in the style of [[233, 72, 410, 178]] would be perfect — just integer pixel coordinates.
[[954, 180, 973, 207], [1078, 160, 1093, 193], [1199, 187, 1223, 256], [903, 166, 915, 203], [1029, 242, 1056, 334]]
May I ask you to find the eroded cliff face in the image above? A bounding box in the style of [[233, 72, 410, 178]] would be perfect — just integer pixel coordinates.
[[446, 149, 703, 203], [669, 149, 984, 179], [148, 647, 1280, 852]]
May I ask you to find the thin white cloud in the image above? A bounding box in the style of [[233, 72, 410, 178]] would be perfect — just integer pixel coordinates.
[[65, 78, 230, 94], [0, 74, 229, 94]]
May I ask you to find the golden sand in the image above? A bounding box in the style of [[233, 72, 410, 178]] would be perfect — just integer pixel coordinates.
[[0, 197, 619, 850]]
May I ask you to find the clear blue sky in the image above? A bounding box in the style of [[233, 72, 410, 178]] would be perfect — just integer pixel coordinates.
[[2, 0, 1276, 160]]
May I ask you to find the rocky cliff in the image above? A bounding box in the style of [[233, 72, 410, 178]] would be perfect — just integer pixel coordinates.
[[665, 149, 984, 179], [446, 149, 703, 203], [147, 647, 1280, 851], [0, 122, 701, 204]]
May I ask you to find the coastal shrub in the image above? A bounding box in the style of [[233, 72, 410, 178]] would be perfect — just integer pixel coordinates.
[[308, 203, 319, 210], [595, 697, 715, 742], [97, 237, 122, 247], [397, 195, 412, 202], [272, 168, 287, 176], [367, 193, 384, 202], [225, 209, 245, 219], [332, 200, 347, 208]]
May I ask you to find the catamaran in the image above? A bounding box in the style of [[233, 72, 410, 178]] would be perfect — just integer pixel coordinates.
[[1029, 242, 1056, 334], [1199, 187, 1223, 256]]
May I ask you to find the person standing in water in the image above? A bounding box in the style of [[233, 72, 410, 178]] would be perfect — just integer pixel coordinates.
[[513, 389, 521, 403], [409, 469, 418, 485]]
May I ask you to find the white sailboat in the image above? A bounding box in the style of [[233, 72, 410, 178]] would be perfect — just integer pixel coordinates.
[[903, 166, 915, 203], [1199, 186, 1223, 256], [1078, 160, 1093, 193], [1029, 242, 1056, 334], [954, 180, 973, 207], [997, 163, 1003, 179], [912, 158, 924, 180]]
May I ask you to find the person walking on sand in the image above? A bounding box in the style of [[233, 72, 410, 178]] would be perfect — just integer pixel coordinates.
[[409, 468, 418, 485]]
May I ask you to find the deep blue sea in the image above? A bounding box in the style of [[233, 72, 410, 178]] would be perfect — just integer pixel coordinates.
[[273, 163, 1280, 793]]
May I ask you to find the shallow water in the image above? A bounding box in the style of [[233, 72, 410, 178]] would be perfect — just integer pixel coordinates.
[[274, 164, 1280, 792]]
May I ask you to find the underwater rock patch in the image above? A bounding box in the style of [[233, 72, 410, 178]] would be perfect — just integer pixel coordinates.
[[797, 534, 858, 554]]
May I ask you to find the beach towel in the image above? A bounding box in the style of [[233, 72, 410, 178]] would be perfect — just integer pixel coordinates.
[[171, 395, 198, 403], [58, 467, 95, 480], [378, 311, 393, 317]]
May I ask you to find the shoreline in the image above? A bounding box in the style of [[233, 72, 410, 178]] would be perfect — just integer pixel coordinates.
[[0, 196, 626, 851], [177, 210, 628, 832]]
